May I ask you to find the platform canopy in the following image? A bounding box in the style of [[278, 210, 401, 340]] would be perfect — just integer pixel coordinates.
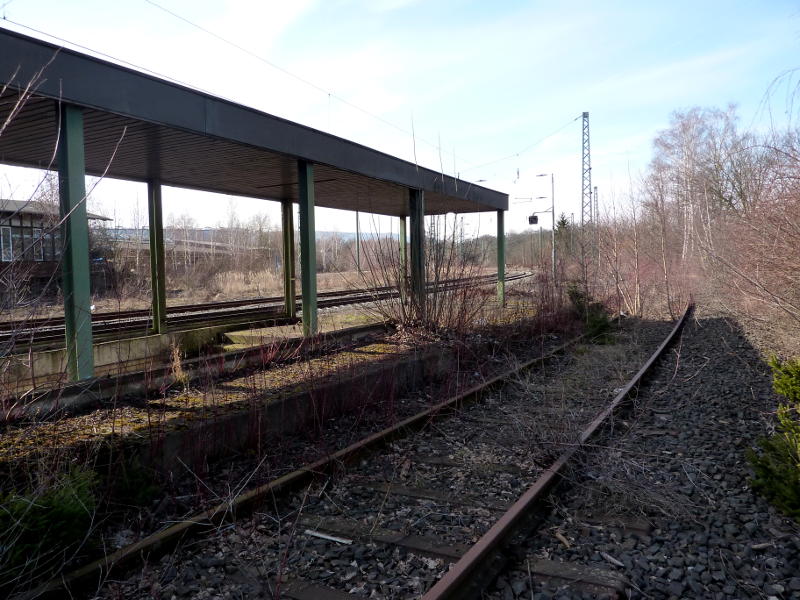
[[0, 28, 507, 217]]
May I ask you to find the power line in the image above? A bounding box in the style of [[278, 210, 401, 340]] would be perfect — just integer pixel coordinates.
[[141, 1, 582, 181], [144, 0, 329, 97], [459, 114, 581, 173], [4, 6, 456, 165], [1, 17, 231, 101], [4, 8, 579, 186], [141, 0, 457, 160], [0, 0, 17, 15]]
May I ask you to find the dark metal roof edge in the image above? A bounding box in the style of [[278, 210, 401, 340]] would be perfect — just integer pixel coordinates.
[[0, 198, 110, 220], [0, 27, 508, 212]]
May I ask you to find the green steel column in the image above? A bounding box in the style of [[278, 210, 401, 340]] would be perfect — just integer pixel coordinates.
[[398, 216, 407, 304], [409, 189, 425, 320], [297, 160, 317, 336], [148, 181, 167, 334], [355, 211, 361, 273], [281, 200, 296, 318], [57, 104, 94, 380], [497, 209, 506, 307]]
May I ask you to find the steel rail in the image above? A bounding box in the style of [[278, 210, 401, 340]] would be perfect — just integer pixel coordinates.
[[0, 272, 530, 349], [0, 272, 513, 332], [421, 303, 693, 600], [25, 304, 575, 600]]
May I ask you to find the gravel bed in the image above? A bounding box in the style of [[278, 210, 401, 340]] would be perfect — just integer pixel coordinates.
[[91, 317, 672, 600], [64, 327, 558, 596], [488, 315, 800, 600]]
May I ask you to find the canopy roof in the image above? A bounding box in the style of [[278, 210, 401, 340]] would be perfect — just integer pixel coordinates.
[[0, 28, 507, 217], [0, 199, 110, 221]]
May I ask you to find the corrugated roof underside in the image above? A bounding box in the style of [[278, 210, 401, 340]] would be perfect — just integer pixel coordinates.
[[0, 97, 493, 216]]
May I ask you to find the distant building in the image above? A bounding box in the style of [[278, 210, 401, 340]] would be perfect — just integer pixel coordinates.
[[0, 199, 110, 294]]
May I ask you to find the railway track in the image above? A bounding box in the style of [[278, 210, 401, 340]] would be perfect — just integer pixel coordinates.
[[0, 271, 530, 351], [27, 304, 690, 600]]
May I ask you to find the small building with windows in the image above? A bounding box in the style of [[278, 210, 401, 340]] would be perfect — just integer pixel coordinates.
[[0, 199, 110, 295]]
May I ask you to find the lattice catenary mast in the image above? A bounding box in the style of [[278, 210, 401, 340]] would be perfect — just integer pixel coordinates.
[[581, 111, 592, 227]]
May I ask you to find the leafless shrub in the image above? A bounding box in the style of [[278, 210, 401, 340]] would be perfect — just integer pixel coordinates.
[[582, 100, 800, 343], [354, 214, 496, 333], [565, 450, 703, 522]]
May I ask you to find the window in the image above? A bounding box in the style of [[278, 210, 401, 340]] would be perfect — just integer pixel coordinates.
[[11, 227, 23, 259], [43, 229, 54, 262], [1, 227, 11, 261], [53, 230, 62, 259], [22, 227, 32, 260], [33, 228, 44, 262]]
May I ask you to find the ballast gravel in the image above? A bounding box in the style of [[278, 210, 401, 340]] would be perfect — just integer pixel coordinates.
[[91, 317, 680, 600], [488, 316, 800, 600]]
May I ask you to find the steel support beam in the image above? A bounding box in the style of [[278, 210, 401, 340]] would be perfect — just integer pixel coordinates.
[[281, 200, 296, 318], [355, 211, 361, 273], [398, 216, 407, 304], [148, 181, 167, 334], [57, 104, 94, 380], [409, 189, 425, 320], [298, 160, 317, 336], [497, 210, 506, 307]]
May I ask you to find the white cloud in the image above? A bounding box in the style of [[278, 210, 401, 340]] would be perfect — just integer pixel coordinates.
[[213, 0, 316, 51], [588, 43, 758, 108], [361, 0, 426, 13], [2, 1, 799, 232]]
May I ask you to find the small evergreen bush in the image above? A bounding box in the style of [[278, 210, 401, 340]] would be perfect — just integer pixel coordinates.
[[0, 466, 98, 579], [109, 456, 160, 507], [567, 284, 613, 342], [770, 355, 800, 403], [747, 357, 800, 521]]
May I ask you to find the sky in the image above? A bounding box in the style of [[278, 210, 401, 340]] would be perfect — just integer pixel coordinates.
[[0, 0, 799, 235]]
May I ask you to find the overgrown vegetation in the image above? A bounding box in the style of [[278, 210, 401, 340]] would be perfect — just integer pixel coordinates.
[[357, 213, 499, 332], [2, 39, 800, 597], [106, 456, 161, 508], [747, 356, 800, 521], [0, 466, 98, 585], [567, 283, 613, 342], [770, 355, 800, 403]]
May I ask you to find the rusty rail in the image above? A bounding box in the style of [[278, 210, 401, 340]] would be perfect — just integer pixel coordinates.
[[1, 271, 530, 350], [25, 316, 579, 600], [421, 303, 693, 600]]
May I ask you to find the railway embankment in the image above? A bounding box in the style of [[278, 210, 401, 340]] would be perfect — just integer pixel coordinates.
[[488, 315, 799, 600], [2, 305, 566, 597], [80, 315, 673, 599]]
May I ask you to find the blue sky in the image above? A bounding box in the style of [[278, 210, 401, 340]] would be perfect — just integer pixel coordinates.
[[1, 0, 799, 233]]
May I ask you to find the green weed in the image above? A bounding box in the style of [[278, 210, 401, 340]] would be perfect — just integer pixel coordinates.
[[747, 357, 800, 521], [567, 283, 613, 343], [0, 466, 97, 581]]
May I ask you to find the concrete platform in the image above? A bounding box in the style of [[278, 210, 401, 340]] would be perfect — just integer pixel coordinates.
[[0, 330, 458, 481], [2, 321, 236, 396], [1, 306, 380, 398], [223, 308, 384, 349]]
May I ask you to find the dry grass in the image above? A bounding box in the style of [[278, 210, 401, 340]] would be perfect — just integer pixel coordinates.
[[565, 450, 702, 523], [0, 268, 379, 321], [504, 339, 646, 455], [0, 338, 415, 462]]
